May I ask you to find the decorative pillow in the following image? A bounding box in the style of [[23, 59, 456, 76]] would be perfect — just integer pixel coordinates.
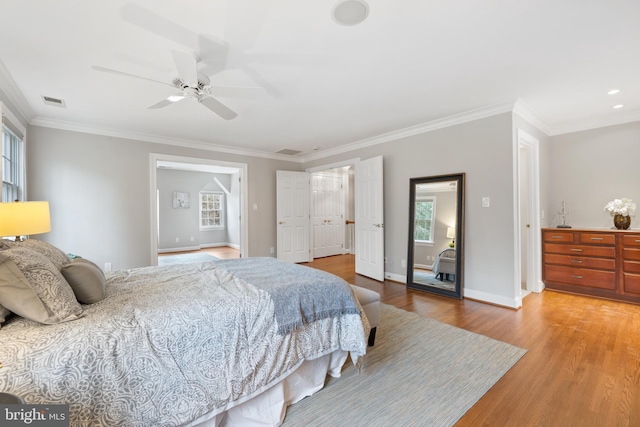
[[15, 239, 70, 269], [0, 304, 10, 329], [0, 247, 82, 324], [61, 258, 106, 304]]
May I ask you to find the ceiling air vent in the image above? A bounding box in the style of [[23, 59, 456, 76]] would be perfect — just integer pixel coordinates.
[[276, 149, 302, 156], [41, 96, 67, 108]]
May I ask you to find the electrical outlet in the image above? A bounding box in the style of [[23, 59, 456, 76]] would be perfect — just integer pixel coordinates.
[[104, 262, 112, 272], [401, 259, 406, 268], [190, 236, 194, 242], [176, 237, 180, 243], [270, 247, 275, 254]]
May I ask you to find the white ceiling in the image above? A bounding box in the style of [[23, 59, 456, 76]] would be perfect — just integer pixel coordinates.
[[1, 1, 639, 160]]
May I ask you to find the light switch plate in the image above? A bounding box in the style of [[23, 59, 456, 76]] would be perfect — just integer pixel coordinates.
[[482, 197, 490, 207]]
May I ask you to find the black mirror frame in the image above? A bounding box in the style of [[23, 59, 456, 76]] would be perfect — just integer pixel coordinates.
[[407, 173, 465, 299]]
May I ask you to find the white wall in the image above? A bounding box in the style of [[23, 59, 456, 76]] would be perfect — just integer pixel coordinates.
[[157, 169, 238, 251], [547, 121, 640, 230], [26, 126, 302, 270], [303, 113, 519, 306]]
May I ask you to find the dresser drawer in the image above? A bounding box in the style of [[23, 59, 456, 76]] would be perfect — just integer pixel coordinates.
[[545, 265, 616, 290], [624, 260, 640, 274], [544, 243, 615, 258], [543, 231, 575, 243], [623, 248, 640, 261], [544, 254, 615, 270], [579, 233, 615, 245], [622, 235, 640, 247], [623, 273, 640, 295]]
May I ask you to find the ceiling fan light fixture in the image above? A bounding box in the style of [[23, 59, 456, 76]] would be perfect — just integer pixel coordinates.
[[331, 0, 369, 26], [167, 95, 184, 102]]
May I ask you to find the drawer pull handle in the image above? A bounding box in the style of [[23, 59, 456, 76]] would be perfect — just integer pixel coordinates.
[[552, 236, 564, 239], [636, 240, 640, 243], [571, 275, 583, 279], [591, 237, 603, 240], [571, 260, 582, 264], [570, 248, 583, 252]]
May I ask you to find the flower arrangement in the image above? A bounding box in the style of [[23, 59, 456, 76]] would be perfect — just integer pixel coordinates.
[[604, 198, 637, 217]]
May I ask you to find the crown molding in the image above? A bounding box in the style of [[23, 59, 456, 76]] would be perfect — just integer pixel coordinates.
[[300, 102, 515, 162], [29, 117, 301, 163], [548, 110, 640, 136], [512, 98, 552, 136], [0, 60, 35, 123]]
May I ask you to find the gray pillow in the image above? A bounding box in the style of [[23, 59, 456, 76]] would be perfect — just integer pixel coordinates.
[[0, 247, 82, 324], [0, 304, 10, 329], [61, 258, 106, 304], [0, 239, 11, 250], [15, 239, 70, 269]]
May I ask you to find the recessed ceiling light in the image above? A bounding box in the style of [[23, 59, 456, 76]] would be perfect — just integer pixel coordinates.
[[608, 89, 620, 95], [331, 0, 369, 26], [613, 104, 624, 109]]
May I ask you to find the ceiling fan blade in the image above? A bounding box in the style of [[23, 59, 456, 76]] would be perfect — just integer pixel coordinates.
[[199, 97, 238, 120], [171, 50, 199, 87], [91, 66, 173, 88], [148, 95, 184, 109]]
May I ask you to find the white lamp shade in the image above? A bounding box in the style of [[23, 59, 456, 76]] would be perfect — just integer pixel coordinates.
[[0, 201, 51, 238], [446, 227, 455, 239]]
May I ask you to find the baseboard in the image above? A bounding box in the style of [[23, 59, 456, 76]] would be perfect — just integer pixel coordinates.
[[157, 245, 200, 254], [463, 288, 521, 309], [384, 272, 406, 283], [200, 242, 229, 248], [414, 263, 433, 270]]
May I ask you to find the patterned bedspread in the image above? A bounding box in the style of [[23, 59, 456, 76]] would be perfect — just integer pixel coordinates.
[[0, 260, 368, 426]]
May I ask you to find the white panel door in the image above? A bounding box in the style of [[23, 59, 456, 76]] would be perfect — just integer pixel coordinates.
[[312, 174, 344, 258], [277, 171, 311, 263], [355, 156, 384, 281]]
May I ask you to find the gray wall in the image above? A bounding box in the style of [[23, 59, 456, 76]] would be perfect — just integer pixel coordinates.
[[157, 169, 238, 251], [303, 113, 518, 304], [26, 125, 301, 270], [547, 121, 640, 229]]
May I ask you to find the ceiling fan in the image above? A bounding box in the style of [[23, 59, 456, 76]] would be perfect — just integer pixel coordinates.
[[92, 50, 238, 120]]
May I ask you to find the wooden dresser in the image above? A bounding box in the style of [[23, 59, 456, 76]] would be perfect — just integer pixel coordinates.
[[542, 228, 640, 303]]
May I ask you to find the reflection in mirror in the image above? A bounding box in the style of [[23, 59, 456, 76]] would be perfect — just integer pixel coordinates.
[[407, 173, 465, 299]]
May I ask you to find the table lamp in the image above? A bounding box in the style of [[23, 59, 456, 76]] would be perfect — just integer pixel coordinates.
[[0, 201, 51, 241], [447, 227, 455, 248]]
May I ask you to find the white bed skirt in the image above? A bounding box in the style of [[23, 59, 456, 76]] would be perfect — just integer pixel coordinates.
[[187, 350, 349, 427]]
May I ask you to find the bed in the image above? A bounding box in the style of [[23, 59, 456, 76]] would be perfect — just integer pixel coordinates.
[[433, 248, 456, 281], [0, 241, 369, 427]]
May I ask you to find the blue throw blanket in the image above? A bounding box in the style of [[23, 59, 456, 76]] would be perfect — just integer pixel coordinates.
[[215, 257, 361, 334]]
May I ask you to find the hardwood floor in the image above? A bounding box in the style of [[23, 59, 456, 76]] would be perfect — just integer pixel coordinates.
[[303, 254, 640, 427], [158, 246, 240, 259]]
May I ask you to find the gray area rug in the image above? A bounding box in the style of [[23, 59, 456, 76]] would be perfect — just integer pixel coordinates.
[[157, 252, 219, 266], [283, 303, 527, 427]]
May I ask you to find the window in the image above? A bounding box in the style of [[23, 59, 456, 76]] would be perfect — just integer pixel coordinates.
[[2, 124, 24, 202], [200, 191, 224, 230], [414, 197, 435, 242]]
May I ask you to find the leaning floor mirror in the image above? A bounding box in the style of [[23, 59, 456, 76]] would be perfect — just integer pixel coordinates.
[[407, 173, 465, 299]]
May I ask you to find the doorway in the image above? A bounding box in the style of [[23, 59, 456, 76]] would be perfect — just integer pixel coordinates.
[[516, 129, 542, 299], [149, 153, 248, 266]]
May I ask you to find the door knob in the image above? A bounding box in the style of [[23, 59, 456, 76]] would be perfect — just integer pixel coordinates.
[[279, 221, 285, 225]]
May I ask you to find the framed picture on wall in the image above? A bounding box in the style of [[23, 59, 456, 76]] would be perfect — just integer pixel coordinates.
[[173, 191, 190, 208]]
